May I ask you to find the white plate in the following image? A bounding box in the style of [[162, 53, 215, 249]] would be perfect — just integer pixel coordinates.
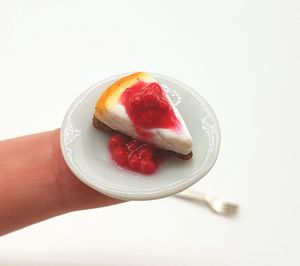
[[60, 73, 220, 201]]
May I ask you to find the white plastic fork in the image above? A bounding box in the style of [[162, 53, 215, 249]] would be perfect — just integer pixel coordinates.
[[175, 189, 239, 216]]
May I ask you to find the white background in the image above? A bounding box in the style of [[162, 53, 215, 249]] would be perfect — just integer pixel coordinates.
[[0, 0, 299, 265]]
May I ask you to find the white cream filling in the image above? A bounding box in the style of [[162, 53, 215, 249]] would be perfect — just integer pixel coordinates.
[[96, 102, 193, 155]]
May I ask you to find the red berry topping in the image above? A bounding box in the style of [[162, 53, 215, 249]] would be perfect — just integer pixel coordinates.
[[159, 99, 169, 111], [108, 134, 165, 174], [126, 139, 140, 152], [141, 110, 157, 126], [128, 153, 140, 170], [143, 89, 158, 107], [120, 81, 180, 133], [112, 146, 129, 167], [108, 134, 126, 151], [147, 83, 162, 94], [130, 95, 143, 109], [139, 158, 156, 174], [137, 145, 153, 159]]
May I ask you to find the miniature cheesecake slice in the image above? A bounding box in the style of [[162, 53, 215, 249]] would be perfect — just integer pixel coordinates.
[[93, 72, 193, 159]]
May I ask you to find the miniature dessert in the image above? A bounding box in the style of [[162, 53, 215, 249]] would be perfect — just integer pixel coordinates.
[[93, 72, 193, 173]]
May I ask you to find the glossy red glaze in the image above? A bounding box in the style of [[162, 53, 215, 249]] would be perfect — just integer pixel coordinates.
[[108, 133, 166, 175], [120, 81, 181, 140]]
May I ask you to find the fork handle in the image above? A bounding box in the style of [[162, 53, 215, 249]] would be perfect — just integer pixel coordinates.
[[176, 189, 207, 202]]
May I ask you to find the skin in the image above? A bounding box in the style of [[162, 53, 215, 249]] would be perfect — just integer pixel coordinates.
[[0, 129, 122, 236]]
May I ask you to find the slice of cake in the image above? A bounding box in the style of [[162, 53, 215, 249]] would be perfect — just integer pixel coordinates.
[[93, 72, 193, 159]]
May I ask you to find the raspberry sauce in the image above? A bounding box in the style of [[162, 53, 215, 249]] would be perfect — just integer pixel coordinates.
[[120, 81, 181, 140], [108, 134, 165, 174]]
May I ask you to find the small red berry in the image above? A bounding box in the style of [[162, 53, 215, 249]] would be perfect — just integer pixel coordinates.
[[141, 110, 157, 125], [147, 83, 162, 94], [139, 158, 156, 174], [159, 100, 169, 111], [126, 139, 140, 152], [128, 153, 140, 170], [108, 134, 126, 151], [137, 145, 153, 159], [112, 146, 129, 167], [143, 89, 158, 107], [130, 95, 143, 109]]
